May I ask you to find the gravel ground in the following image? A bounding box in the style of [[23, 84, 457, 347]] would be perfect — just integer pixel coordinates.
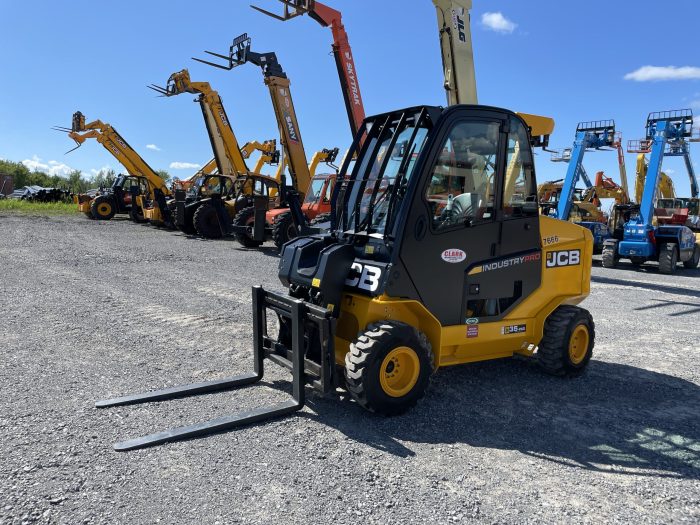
[[1, 213, 698, 525]]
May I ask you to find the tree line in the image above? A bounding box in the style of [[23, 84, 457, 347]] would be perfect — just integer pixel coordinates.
[[0, 159, 171, 194]]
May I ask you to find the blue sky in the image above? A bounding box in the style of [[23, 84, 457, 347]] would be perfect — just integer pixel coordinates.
[[1, 0, 699, 195]]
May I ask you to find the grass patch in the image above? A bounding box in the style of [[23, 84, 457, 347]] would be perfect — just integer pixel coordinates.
[[0, 199, 79, 215]]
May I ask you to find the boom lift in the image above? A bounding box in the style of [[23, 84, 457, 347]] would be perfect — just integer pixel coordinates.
[[97, 1, 595, 451], [251, 0, 366, 139], [603, 110, 700, 272], [547, 121, 628, 252], [57, 112, 174, 225]]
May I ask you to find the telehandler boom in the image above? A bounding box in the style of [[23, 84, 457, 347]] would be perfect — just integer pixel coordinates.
[[251, 0, 366, 139], [97, 1, 595, 452], [193, 34, 320, 247]]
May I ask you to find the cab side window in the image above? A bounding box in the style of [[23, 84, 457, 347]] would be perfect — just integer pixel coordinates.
[[503, 117, 536, 218], [425, 121, 499, 230]]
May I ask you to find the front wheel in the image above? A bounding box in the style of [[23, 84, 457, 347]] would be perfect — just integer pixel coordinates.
[[683, 244, 700, 269], [233, 206, 263, 248], [601, 244, 617, 269], [193, 202, 224, 239], [272, 212, 298, 249], [345, 322, 434, 416], [538, 305, 594, 377], [90, 195, 115, 220], [658, 243, 678, 275]]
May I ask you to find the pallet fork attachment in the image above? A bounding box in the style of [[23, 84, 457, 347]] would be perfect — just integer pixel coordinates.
[[96, 286, 335, 451]]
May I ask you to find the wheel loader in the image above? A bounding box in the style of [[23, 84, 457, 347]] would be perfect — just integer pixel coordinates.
[[96, 0, 595, 451]]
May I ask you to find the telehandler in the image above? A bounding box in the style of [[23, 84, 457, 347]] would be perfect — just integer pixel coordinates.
[[97, 0, 595, 451], [58, 112, 175, 226], [150, 69, 283, 238], [192, 34, 329, 248]]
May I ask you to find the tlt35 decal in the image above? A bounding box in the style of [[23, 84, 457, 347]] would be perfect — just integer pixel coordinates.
[[546, 250, 581, 268]]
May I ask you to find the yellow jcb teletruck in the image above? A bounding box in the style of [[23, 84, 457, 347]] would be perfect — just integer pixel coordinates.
[[96, 0, 595, 451]]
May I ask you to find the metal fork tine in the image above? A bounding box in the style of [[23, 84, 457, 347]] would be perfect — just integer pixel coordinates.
[[204, 50, 233, 60], [192, 57, 232, 70], [250, 5, 289, 20]]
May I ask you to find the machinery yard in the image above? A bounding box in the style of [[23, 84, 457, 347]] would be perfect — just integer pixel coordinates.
[[1, 213, 698, 524]]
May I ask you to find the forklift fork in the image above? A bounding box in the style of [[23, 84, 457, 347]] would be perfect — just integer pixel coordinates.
[[96, 287, 334, 451]]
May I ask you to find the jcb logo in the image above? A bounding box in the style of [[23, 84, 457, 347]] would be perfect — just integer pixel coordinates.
[[546, 250, 581, 268], [345, 262, 382, 293]]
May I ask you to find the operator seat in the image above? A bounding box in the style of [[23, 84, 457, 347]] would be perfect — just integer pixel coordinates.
[[451, 192, 482, 220]]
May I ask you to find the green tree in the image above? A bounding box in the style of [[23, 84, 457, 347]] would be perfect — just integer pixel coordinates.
[[66, 170, 89, 193], [156, 169, 171, 183], [0, 159, 31, 189]]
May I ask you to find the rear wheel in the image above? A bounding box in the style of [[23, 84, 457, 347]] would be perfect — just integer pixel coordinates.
[[90, 196, 115, 220], [345, 322, 434, 416], [658, 243, 678, 274], [83, 211, 95, 220], [538, 305, 594, 377], [683, 244, 700, 269], [128, 205, 146, 223], [272, 212, 298, 249], [233, 206, 263, 248], [601, 244, 616, 269], [193, 203, 224, 239]]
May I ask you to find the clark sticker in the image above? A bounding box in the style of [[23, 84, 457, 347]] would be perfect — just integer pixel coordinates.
[[442, 248, 466, 263]]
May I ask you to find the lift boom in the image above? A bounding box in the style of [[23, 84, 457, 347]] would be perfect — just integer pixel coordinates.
[[251, 0, 366, 138], [150, 69, 250, 177], [432, 1, 554, 147], [193, 34, 312, 199]]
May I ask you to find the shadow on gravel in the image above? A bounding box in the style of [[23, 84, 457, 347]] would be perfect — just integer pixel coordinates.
[[592, 275, 700, 298], [591, 259, 700, 277], [634, 299, 700, 316], [297, 360, 700, 479]]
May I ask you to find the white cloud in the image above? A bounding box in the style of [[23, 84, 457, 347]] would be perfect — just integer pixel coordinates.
[[22, 155, 74, 177], [90, 165, 115, 177], [624, 66, 700, 82], [170, 161, 200, 170], [146, 144, 161, 151], [481, 12, 517, 34]]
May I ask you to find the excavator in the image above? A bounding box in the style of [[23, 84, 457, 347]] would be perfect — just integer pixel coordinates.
[[192, 33, 328, 249], [58, 112, 175, 225], [603, 110, 700, 272], [97, 0, 596, 451]]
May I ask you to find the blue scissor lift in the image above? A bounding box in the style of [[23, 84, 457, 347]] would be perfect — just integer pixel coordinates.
[[549, 120, 617, 252], [602, 110, 700, 273]]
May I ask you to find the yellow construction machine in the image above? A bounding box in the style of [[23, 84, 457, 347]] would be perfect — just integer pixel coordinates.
[[58, 112, 175, 225], [97, 0, 595, 451], [150, 69, 284, 238], [192, 33, 337, 248]]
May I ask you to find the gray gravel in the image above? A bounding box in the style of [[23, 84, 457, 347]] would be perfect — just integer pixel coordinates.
[[1, 213, 698, 524]]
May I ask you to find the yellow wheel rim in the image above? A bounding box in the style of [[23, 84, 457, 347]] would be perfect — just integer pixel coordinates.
[[379, 346, 420, 398], [568, 325, 590, 365], [97, 203, 112, 216]]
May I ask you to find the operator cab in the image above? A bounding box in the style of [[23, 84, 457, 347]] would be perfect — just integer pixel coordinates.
[[280, 105, 543, 325]]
